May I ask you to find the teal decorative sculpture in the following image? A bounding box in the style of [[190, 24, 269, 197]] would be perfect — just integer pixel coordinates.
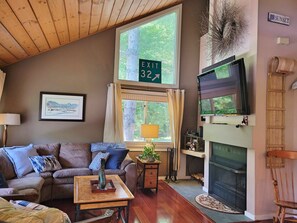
[[98, 158, 106, 190]]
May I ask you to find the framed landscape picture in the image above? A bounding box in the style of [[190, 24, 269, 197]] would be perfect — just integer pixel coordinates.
[[39, 92, 86, 121]]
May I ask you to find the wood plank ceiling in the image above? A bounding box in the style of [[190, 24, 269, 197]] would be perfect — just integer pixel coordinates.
[[0, 0, 182, 68]]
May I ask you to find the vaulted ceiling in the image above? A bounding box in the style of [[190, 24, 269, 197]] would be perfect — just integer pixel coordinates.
[[0, 0, 182, 68]]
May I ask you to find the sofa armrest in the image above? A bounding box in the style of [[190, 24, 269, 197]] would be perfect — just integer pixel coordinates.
[[0, 188, 39, 202], [122, 162, 137, 194], [1, 193, 39, 202], [0, 188, 18, 196]]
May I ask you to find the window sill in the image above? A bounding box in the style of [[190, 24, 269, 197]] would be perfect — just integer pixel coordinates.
[[125, 142, 173, 152]]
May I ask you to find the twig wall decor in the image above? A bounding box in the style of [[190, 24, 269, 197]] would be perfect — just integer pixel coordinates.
[[201, 1, 247, 57]]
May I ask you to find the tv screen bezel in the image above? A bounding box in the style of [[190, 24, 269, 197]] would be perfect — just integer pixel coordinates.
[[197, 58, 250, 116]]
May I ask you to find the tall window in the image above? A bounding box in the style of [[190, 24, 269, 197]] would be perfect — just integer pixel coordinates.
[[114, 5, 182, 88], [121, 90, 171, 148]]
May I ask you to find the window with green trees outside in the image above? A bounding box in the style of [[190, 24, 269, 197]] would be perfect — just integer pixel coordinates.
[[114, 5, 181, 88]]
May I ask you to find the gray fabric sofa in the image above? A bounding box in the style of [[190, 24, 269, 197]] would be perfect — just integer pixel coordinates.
[[0, 142, 137, 203]]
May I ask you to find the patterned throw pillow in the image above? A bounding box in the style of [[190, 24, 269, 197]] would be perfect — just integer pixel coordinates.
[[89, 152, 110, 170], [29, 155, 62, 173]]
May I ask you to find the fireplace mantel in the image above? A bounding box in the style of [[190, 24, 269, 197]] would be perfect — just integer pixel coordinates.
[[204, 124, 253, 149]]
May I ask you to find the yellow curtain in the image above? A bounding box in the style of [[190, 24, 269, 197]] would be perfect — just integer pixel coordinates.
[[167, 89, 185, 171], [103, 83, 123, 143]]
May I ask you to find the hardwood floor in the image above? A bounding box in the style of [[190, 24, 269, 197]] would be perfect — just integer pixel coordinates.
[[44, 181, 272, 223]]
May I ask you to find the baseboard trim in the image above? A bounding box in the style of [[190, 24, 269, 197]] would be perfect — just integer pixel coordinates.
[[244, 211, 274, 221]]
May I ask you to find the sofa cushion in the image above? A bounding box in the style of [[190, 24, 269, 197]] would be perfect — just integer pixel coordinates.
[[0, 149, 16, 180], [105, 148, 129, 169], [7, 177, 44, 192], [53, 177, 75, 185], [89, 152, 110, 170], [53, 168, 91, 178], [29, 155, 62, 173], [34, 143, 60, 158], [4, 144, 39, 178], [59, 143, 91, 168], [0, 173, 8, 188], [25, 171, 53, 179]]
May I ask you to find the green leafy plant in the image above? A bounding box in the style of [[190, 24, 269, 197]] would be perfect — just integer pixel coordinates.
[[139, 143, 160, 162]]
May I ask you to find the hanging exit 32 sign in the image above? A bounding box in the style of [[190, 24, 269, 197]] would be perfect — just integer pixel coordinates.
[[139, 59, 161, 84]]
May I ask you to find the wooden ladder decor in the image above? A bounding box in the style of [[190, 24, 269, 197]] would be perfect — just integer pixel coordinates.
[[266, 57, 295, 167]]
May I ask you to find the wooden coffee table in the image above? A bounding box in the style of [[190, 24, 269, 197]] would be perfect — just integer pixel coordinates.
[[74, 175, 134, 222]]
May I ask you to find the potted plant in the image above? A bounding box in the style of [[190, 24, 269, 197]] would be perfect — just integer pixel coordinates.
[[139, 143, 160, 162]]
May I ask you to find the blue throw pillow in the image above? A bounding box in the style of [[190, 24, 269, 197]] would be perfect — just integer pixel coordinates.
[[4, 144, 38, 178], [0, 173, 8, 188], [89, 152, 110, 170], [29, 155, 62, 173], [105, 148, 128, 169]]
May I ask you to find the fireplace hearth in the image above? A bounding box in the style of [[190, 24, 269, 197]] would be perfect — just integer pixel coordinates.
[[209, 142, 247, 212]]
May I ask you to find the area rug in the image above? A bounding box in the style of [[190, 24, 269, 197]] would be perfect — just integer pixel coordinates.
[[195, 194, 241, 214]]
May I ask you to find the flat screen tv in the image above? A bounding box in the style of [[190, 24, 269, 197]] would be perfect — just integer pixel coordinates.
[[197, 58, 250, 116]]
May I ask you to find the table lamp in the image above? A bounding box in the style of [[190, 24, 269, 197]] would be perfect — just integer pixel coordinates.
[[141, 124, 159, 142], [140, 124, 160, 162], [0, 113, 20, 147]]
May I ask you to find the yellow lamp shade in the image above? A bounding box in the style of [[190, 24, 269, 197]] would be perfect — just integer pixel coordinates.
[[141, 124, 159, 139]]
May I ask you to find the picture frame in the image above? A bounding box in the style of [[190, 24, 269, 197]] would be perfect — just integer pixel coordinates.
[[39, 92, 86, 121]]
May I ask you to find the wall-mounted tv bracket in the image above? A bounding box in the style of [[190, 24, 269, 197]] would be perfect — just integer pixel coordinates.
[[236, 115, 248, 128]]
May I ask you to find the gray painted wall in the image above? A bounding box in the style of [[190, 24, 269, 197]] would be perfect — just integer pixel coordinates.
[[2, 0, 207, 146]]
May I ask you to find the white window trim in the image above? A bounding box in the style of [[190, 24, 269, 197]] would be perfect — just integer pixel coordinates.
[[114, 4, 182, 89]]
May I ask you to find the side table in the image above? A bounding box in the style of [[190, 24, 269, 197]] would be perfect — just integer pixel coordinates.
[[136, 157, 161, 192]]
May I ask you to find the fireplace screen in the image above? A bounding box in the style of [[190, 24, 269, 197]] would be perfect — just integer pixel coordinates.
[[209, 142, 247, 212]]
